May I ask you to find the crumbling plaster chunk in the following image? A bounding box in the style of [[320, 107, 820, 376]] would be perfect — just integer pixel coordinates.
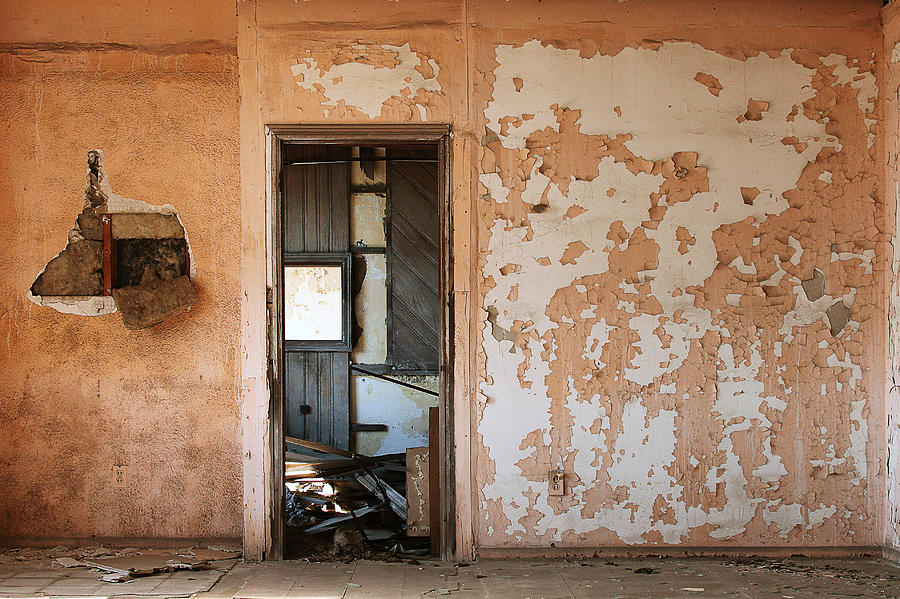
[[290, 43, 441, 118], [112, 275, 198, 330], [28, 150, 197, 327]]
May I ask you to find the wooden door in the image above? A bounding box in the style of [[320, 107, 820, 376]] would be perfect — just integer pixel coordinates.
[[281, 146, 351, 450], [388, 152, 440, 372]]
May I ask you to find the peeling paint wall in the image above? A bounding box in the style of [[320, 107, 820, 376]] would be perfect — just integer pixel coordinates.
[[238, 0, 892, 556], [472, 6, 886, 548], [883, 1, 900, 554], [0, 1, 241, 541], [351, 375, 439, 456]]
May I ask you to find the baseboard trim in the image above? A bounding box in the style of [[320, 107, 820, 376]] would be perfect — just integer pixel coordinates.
[[475, 545, 881, 560], [884, 545, 900, 564], [0, 536, 242, 550]]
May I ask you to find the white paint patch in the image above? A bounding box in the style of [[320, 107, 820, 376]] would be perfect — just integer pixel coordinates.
[[350, 192, 386, 247], [479, 332, 553, 536], [26, 292, 116, 316], [351, 374, 437, 455], [847, 398, 868, 486], [351, 254, 387, 364], [290, 43, 440, 118]]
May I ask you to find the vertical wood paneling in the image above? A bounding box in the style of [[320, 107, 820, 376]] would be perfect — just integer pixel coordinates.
[[389, 159, 440, 372], [281, 146, 351, 450]]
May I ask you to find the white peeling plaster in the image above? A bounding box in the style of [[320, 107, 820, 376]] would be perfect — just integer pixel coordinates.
[[484, 160, 661, 335], [623, 314, 689, 386], [479, 332, 553, 536], [847, 398, 868, 486], [290, 43, 440, 119], [350, 193, 387, 247], [763, 502, 837, 539], [478, 41, 868, 545], [893, 42, 900, 63], [25, 292, 116, 316], [350, 254, 388, 364]]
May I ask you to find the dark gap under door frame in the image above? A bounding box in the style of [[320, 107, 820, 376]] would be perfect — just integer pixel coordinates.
[[266, 124, 454, 560]]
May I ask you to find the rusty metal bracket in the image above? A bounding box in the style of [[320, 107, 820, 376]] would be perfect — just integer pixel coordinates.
[[101, 214, 116, 295]]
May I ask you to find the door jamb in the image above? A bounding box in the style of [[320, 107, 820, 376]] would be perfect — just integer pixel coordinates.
[[265, 124, 458, 560]]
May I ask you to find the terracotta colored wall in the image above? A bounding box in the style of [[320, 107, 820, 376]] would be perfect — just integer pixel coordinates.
[[0, 1, 242, 540], [883, 1, 900, 554]]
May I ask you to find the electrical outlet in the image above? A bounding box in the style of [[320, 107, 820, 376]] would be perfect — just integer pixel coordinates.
[[549, 468, 565, 496], [112, 463, 127, 489]]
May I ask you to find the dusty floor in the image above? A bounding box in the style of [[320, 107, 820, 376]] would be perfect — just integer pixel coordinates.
[[0, 552, 898, 598]]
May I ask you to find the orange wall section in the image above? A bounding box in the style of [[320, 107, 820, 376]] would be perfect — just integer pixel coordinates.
[[0, 0, 237, 48], [882, 0, 900, 555], [0, 2, 242, 541]]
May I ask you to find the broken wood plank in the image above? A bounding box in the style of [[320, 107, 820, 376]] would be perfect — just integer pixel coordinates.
[[285, 435, 354, 458], [304, 505, 376, 533], [406, 447, 430, 537]]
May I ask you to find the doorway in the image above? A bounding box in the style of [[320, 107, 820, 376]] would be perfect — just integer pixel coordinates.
[[267, 126, 452, 560]]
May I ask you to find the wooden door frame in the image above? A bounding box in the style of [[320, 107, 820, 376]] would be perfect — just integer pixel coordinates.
[[264, 123, 465, 560]]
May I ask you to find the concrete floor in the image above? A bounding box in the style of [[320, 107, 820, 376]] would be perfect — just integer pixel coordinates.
[[1, 554, 898, 598]]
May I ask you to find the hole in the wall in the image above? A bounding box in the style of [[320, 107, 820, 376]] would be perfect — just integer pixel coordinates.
[[27, 150, 197, 329]]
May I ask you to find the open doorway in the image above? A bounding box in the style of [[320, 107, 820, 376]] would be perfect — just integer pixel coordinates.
[[269, 126, 452, 560]]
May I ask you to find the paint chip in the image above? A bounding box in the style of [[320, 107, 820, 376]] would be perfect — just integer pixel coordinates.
[[739, 99, 770, 122], [560, 241, 590, 265], [740, 187, 760, 206], [801, 269, 826, 302], [694, 72, 723, 96], [826, 300, 851, 336]]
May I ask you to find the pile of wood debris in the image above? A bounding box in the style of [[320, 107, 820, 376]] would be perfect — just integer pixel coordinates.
[[285, 436, 429, 559]]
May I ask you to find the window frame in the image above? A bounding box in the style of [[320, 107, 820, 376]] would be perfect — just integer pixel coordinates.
[[282, 251, 352, 352]]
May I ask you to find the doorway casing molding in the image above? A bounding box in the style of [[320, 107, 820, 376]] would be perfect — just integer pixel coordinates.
[[239, 123, 475, 561]]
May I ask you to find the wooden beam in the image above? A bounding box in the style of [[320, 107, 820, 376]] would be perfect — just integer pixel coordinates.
[[429, 406, 441, 556], [284, 435, 354, 458]]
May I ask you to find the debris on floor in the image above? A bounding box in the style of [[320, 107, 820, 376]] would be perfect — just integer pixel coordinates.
[[284, 436, 429, 560], [1, 545, 240, 583]]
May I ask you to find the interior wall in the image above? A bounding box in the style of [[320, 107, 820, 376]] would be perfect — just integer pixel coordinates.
[[473, 1, 886, 550], [883, 0, 900, 555], [239, 0, 891, 556], [0, 1, 242, 541], [0, 0, 893, 557]]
